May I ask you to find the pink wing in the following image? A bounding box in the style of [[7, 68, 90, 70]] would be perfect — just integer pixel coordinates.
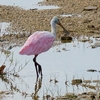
[[19, 31, 55, 55]]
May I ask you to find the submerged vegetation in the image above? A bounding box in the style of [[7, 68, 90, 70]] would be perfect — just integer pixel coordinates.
[[0, 52, 30, 99], [0, 50, 100, 100]]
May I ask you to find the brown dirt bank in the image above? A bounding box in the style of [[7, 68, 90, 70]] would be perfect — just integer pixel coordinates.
[[0, 0, 100, 46]]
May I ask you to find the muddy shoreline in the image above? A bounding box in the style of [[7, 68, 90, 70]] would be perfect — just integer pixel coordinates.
[[0, 0, 100, 41]]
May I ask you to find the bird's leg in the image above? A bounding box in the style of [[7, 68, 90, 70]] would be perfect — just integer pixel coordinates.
[[33, 55, 39, 78], [38, 63, 42, 77], [33, 55, 43, 78]]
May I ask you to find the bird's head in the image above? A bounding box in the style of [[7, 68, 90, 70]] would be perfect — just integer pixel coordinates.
[[51, 16, 70, 35], [50, 16, 60, 25]]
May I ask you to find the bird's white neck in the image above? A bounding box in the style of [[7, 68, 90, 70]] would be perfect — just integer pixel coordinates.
[[51, 22, 57, 37]]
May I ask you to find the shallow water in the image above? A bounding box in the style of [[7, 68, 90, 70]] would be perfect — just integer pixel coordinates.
[[0, 1, 100, 100], [0, 37, 100, 100], [0, 0, 59, 10], [0, 22, 10, 36]]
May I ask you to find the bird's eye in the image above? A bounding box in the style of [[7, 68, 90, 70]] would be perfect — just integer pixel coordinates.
[[55, 19, 59, 23], [58, 19, 59, 22]]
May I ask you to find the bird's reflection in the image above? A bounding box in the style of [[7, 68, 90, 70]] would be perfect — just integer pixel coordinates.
[[32, 78, 42, 100]]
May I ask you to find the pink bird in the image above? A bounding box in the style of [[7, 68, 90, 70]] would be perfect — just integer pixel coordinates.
[[19, 16, 68, 78]]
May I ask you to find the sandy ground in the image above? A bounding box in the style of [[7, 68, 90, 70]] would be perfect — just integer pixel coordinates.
[[0, 0, 100, 46]]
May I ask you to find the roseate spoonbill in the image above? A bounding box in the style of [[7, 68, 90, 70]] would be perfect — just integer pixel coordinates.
[[19, 16, 68, 78]]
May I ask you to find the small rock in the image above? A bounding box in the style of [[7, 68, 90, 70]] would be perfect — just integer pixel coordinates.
[[0, 65, 6, 74], [61, 36, 72, 43], [93, 34, 100, 38], [83, 80, 92, 84], [0, 39, 6, 42], [72, 79, 82, 85], [78, 38, 89, 42], [93, 80, 100, 84], [87, 69, 97, 72], [62, 47, 67, 51], [91, 41, 100, 48], [87, 25, 95, 29], [8, 45, 13, 50], [83, 19, 92, 23], [84, 6, 98, 11]]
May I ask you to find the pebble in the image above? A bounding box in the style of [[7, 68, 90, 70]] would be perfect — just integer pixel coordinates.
[[84, 6, 98, 11]]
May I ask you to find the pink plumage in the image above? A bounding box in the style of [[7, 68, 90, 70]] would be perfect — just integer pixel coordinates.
[[19, 31, 55, 55]]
